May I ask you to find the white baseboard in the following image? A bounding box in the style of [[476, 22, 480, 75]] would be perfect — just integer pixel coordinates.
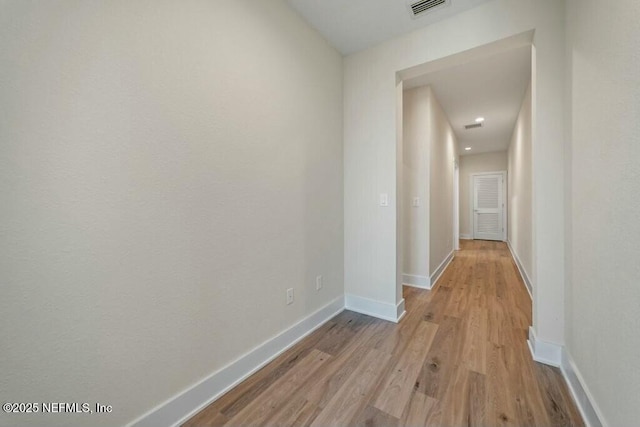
[[527, 329, 606, 427], [460, 234, 473, 240], [396, 299, 407, 322], [506, 240, 533, 300], [560, 350, 607, 427], [128, 295, 345, 427], [345, 293, 406, 323], [430, 250, 454, 288], [404, 251, 456, 291], [527, 326, 562, 367], [402, 273, 430, 289]]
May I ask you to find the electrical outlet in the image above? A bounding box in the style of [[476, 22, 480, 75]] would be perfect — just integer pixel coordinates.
[[286, 288, 294, 305], [316, 275, 323, 291]]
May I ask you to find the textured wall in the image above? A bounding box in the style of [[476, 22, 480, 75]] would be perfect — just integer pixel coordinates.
[[428, 88, 458, 277], [402, 87, 430, 280], [402, 86, 457, 281], [0, 1, 343, 426], [507, 83, 532, 285], [566, 1, 640, 425]]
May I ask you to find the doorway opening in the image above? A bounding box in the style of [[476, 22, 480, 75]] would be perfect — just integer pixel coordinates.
[[396, 31, 534, 318]]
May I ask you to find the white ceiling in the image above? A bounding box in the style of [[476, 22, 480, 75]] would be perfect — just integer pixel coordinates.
[[286, 0, 531, 156], [287, 0, 493, 55], [404, 45, 532, 155]]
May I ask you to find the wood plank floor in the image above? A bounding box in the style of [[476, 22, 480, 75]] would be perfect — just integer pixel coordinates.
[[183, 240, 583, 427]]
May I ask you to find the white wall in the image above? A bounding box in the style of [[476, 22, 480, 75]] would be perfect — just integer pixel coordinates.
[[402, 86, 457, 286], [508, 83, 533, 288], [428, 88, 458, 277], [402, 87, 430, 283], [565, 1, 640, 425], [0, 1, 343, 426], [459, 151, 509, 238], [344, 0, 566, 345]]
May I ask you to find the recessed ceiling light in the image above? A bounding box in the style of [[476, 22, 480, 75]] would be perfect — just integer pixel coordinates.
[[465, 147, 472, 151], [475, 117, 485, 123]]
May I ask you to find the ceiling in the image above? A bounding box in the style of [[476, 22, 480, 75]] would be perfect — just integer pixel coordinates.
[[287, 0, 493, 55], [286, 0, 531, 156], [404, 45, 532, 155]]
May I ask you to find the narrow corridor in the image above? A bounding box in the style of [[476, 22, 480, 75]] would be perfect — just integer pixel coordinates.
[[185, 240, 583, 426]]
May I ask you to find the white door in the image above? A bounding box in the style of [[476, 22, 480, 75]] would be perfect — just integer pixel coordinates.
[[473, 173, 504, 241]]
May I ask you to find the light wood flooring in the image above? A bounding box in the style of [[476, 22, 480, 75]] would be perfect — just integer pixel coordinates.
[[184, 240, 583, 426]]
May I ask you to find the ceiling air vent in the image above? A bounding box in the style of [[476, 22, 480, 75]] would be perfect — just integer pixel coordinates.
[[465, 123, 483, 130], [408, 0, 449, 18]]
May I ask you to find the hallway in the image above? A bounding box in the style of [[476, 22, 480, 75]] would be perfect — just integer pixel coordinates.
[[185, 241, 583, 427]]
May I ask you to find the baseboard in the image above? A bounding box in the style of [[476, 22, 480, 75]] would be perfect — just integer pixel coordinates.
[[429, 250, 454, 288], [460, 234, 473, 240], [128, 295, 345, 427], [560, 350, 607, 427], [396, 299, 407, 322], [402, 273, 430, 289], [527, 326, 562, 367], [527, 330, 606, 427], [506, 240, 533, 300], [345, 293, 406, 323]]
